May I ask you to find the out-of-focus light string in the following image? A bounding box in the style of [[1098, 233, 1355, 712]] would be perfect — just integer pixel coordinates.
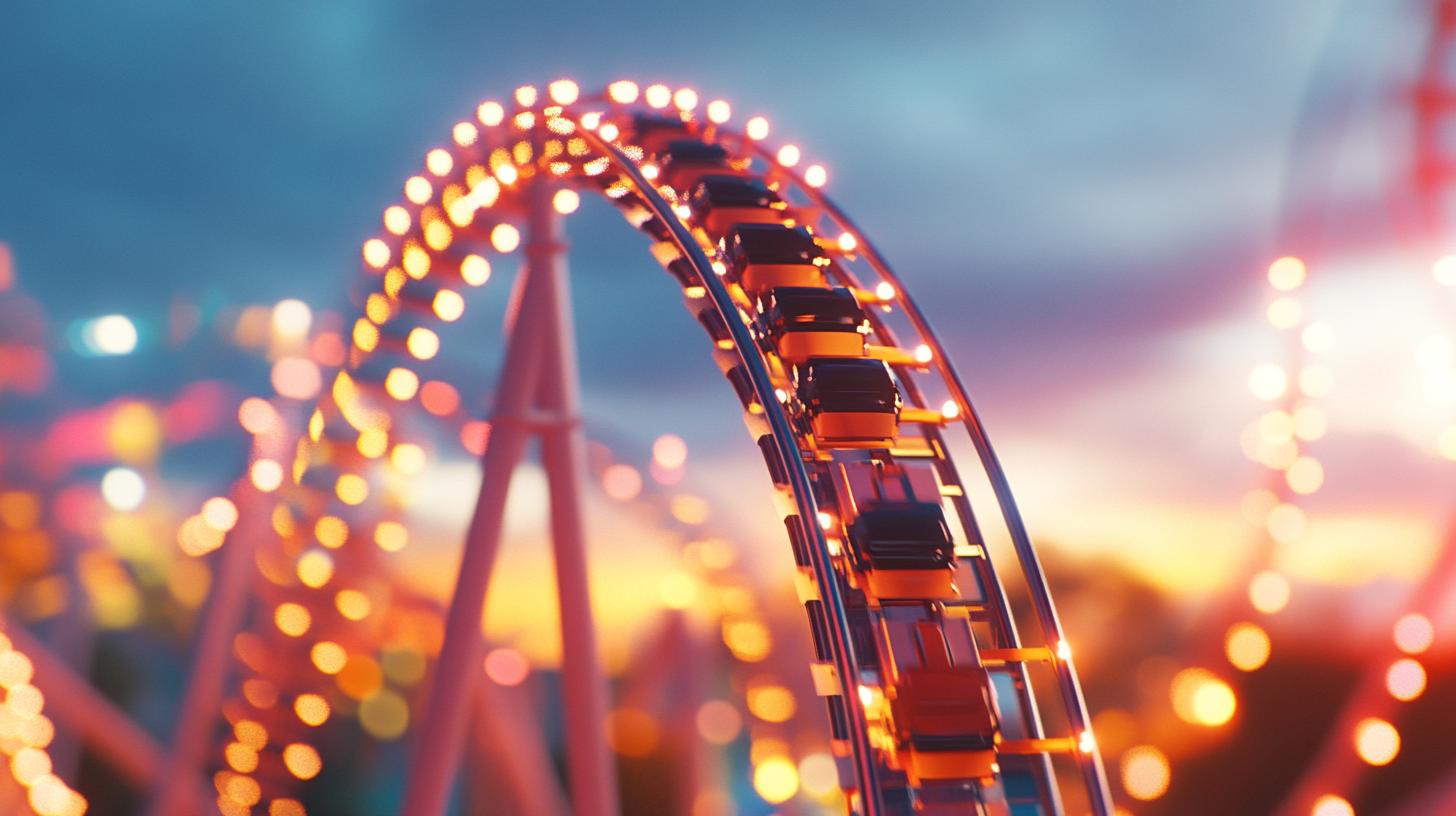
[[1270, 520, 1455, 816]]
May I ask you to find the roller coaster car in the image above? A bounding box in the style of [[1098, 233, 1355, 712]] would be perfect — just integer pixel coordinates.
[[795, 358, 900, 446], [658, 140, 741, 191], [889, 665, 1001, 784], [632, 113, 691, 153], [847, 503, 956, 599], [757, 286, 868, 363], [725, 224, 829, 293], [687, 175, 787, 235]]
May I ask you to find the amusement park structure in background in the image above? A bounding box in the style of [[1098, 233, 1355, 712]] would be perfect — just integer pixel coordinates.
[[202, 78, 1115, 816]]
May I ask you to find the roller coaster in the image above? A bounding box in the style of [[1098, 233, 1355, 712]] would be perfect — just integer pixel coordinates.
[[225, 79, 1115, 816]]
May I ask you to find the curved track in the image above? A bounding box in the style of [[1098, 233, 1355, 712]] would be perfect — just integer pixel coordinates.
[[253, 80, 1112, 815]]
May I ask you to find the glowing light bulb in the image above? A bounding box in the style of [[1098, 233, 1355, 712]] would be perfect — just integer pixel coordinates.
[[425, 148, 453, 177], [449, 256, 488, 289], [707, 99, 731, 123], [548, 79, 579, 105], [477, 101, 505, 127], [875, 281, 895, 301], [1353, 717, 1399, 765], [433, 290, 465, 322], [491, 224, 521, 253], [804, 164, 827, 187], [746, 116, 770, 140], [404, 175, 432, 205], [776, 144, 801, 167], [452, 121, 478, 146], [673, 87, 698, 111], [608, 80, 639, 104], [495, 164, 518, 185], [553, 189, 581, 214], [406, 328, 440, 360], [940, 400, 960, 420], [1311, 795, 1354, 816], [644, 84, 671, 109], [514, 86, 538, 107], [914, 344, 933, 364], [383, 206, 411, 236]]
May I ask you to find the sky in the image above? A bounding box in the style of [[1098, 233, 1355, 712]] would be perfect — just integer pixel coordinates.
[[2, 2, 1451, 610]]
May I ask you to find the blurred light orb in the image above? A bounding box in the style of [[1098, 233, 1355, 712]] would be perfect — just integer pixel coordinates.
[[1225, 622, 1271, 672], [707, 99, 731, 124], [1120, 745, 1171, 801], [271, 357, 322, 400], [484, 648, 529, 687], [282, 743, 322, 780], [477, 100, 505, 127], [1249, 570, 1292, 614], [359, 689, 410, 740], [601, 464, 643, 502], [1311, 795, 1354, 816], [798, 752, 838, 798], [745, 116, 770, 140], [1393, 613, 1434, 654], [100, 468, 146, 512], [1248, 363, 1288, 400], [489, 224, 521, 253], [607, 80, 639, 104], [547, 78, 579, 105], [1353, 717, 1399, 766], [695, 700, 742, 745], [1285, 456, 1324, 495], [640, 84, 668, 109], [1434, 255, 1456, 286], [1385, 658, 1426, 701], [1170, 668, 1236, 726], [1265, 503, 1306, 545], [202, 496, 239, 532], [552, 189, 581, 215], [653, 434, 688, 469], [804, 164, 828, 188], [746, 684, 796, 724], [460, 254, 491, 286], [271, 299, 312, 339], [83, 315, 138, 355], [1267, 256, 1307, 291], [776, 144, 801, 167], [723, 619, 772, 663], [673, 87, 698, 111], [753, 756, 799, 804]]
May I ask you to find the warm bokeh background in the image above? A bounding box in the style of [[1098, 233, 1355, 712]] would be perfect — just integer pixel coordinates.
[[2, 3, 1454, 815]]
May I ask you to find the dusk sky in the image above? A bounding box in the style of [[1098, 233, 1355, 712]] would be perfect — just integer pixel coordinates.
[[3, 2, 1448, 610]]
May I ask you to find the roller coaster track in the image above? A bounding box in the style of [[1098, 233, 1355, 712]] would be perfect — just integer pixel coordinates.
[[153, 79, 1113, 816]]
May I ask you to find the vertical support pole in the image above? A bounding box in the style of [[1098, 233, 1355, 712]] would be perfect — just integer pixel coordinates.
[[146, 485, 266, 816], [530, 176, 621, 816], [468, 676, 571, 816], [400, 180, 559, 816]]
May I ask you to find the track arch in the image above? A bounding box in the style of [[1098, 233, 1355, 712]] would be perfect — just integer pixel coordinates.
[[254, 79, 1112, 816]]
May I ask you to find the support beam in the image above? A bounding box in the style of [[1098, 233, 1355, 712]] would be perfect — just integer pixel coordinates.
[[145, 483, 267, 816]]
